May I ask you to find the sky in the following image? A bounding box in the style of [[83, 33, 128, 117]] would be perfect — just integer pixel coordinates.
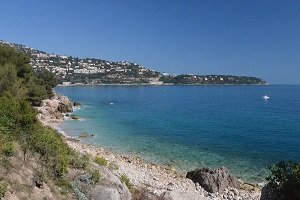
[[1, 0, 300, 84]]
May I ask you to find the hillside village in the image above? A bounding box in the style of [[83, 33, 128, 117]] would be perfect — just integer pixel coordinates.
[[0, 40, 266, 85]]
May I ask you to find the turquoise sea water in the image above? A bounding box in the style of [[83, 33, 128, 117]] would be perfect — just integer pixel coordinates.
[[55, 85, 300, 183]]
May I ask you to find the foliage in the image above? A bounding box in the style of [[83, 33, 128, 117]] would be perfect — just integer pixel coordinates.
[[1, 142, 16, 157], [0, 182, 7, 198], [69, 151, 90, 169], [108, 162, 119, 171], [94, 156, 108, 166], [0, 44, 57, 106], [31, 126, 70, 177], [120, 174, 133, 191], [90, 170, 101, 184], [266, 161, 300, 200]]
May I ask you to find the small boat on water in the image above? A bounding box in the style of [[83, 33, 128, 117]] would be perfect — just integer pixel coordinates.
[[263, 95, 270, 100], [108, 102, 114, 105]]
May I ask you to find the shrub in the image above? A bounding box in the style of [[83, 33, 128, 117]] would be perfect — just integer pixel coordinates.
[[81, 154, 90, 169], [108, 162, 119, 171], [0, 182, 7, 198], [91, 170, 101, 184], [32, 126, 70, 177], [120, 174, 133, 191], [94, 156, 108, 166], [1, 142, 15, 157], [266, 161, 300, 200], [68, 151, 90, 170]]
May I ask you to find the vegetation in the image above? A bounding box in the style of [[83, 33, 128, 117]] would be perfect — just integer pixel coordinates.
[[159, 74, 266, 85], [0, 182, 7, 198], [94, 156, 108, 166], [0, 44, 73, 198], [90, 170, 102, 184], [266, 161, 300, 200], [108, 162, 119, 171], [120, 174, 133, 191]]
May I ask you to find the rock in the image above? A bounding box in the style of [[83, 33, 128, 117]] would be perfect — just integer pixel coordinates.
[[161, 191, 208, 200], [91, 186, 121, 200], [260, 184, 276, 200], [54, 112, 64, 120], [186, 166, 240, 193], [34, 177, 44, 189], [57, 101, 73, 113], [79, 133, 90, 138], [73, 101, 82, 106], [70, 114, 80, 120]]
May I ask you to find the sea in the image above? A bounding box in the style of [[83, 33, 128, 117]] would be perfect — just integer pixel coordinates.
[[55, 85, 300, 183]]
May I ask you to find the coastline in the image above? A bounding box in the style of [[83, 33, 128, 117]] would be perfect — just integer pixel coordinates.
[[37, 93, 262, 200], [57, 83, 268, 87]]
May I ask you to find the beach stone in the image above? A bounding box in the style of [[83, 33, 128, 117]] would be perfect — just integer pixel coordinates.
[[161, 191, 208, 200], [186, 166, 240, 193]]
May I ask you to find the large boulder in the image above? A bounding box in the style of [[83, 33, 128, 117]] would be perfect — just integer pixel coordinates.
[[91, 185, 121, 200], [57, 101, 73, 113], [186, 166, 240, 193]]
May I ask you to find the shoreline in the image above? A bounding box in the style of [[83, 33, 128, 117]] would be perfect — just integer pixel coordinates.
[[37, 93, 262, 200], [57, 83, 268, 87]]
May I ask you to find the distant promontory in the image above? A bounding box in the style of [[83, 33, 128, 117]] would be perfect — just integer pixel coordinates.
[[0, 40, 267, 85]]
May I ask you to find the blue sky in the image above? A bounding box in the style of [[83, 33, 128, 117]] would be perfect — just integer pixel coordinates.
[[1, 0, 300, 84]]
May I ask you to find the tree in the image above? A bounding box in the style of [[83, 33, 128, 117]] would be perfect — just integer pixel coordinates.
[[266, 161, 300, 200]]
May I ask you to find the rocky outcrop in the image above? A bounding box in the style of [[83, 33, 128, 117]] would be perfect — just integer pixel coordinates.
[[57, 95, 73, 113], [36, 93, 77, 129], [186, 166, 240, 193]]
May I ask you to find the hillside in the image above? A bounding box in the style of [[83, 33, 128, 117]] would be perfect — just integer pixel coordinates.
[[0, 40, 266, 85]]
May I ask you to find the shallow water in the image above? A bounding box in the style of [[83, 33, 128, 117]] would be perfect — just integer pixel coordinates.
[[55, 85, 300, 182]]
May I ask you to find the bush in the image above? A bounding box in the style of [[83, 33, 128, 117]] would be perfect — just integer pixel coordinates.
[[120, 174, 133, 191], [91, 170, 101, 184], [69, 151, 90, 170], [108, 162, 119, 171], [0, 182, 7, 198], [32, 126, 70, 177], [94, 156, 108, 166], [266, 161, 300, 200], [1, 142, 15, 157]]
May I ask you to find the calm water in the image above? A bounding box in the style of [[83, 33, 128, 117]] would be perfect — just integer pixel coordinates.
[[55, 85, 300, 182]]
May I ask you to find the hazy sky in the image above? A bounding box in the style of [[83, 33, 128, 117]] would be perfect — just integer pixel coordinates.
[[1, 0, 300, 84]]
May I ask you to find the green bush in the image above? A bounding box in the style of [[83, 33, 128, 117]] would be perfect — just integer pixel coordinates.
[[266, 161, 300, 200], [94, 156, 108, 166], [81, 154, 90, 169], [69, 151, 90, 170], [108, 162, 119, 171], [120, 174, 133, 191], [91, 170, 101, 184], [1, 142, 15, 157], [31, 126, 70, 177], [0, 182, 7, 198]]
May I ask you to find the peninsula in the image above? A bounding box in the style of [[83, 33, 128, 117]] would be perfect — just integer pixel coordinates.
[[0, 40, 266, 85]]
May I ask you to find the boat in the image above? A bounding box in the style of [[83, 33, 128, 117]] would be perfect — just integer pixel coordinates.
[[263, 95, 270, 100]]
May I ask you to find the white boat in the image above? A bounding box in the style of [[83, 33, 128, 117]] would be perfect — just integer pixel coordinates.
[[263, 95, 270, 100]]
